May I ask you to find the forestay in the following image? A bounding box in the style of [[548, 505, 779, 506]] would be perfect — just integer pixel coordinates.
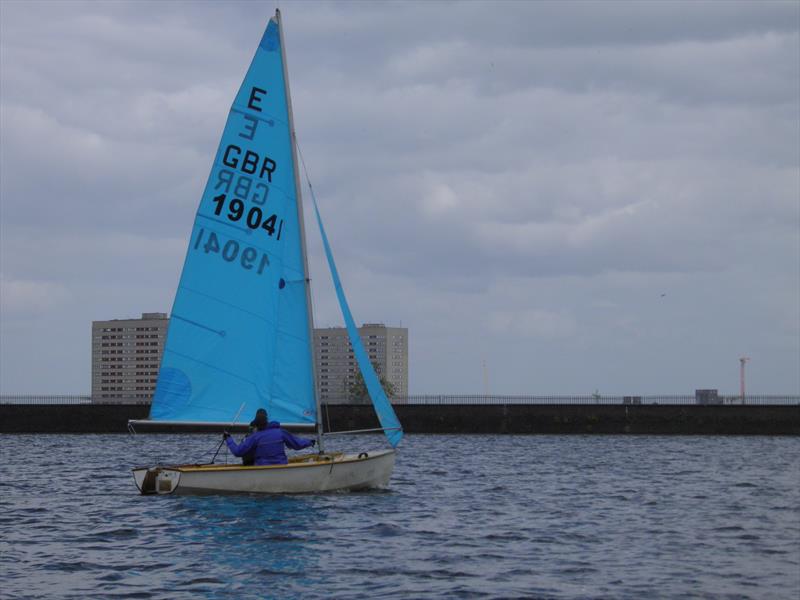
[[149, 16, 316, 428]]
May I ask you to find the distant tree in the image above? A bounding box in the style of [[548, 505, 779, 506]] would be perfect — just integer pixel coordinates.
[[347, 363, 395, 404]]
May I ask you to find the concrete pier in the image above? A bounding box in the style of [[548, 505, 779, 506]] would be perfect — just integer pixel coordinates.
[[1, 403, 797, 435]]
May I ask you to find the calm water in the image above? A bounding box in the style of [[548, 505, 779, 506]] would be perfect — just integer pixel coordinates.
[[1, 434, 798, 599]]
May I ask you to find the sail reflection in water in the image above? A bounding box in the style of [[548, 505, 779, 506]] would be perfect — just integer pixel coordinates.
[[168, 495, 319, 586]]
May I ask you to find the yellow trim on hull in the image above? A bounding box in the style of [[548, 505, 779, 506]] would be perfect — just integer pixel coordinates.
[[132, 450, 391, 474]]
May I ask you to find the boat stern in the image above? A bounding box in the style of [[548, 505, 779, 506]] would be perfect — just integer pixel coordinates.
[[132, 467, 181, 495]]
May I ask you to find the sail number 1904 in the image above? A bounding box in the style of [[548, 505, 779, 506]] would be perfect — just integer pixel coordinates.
[[193, 228, 270, 275], [211, 193, 283, 240]]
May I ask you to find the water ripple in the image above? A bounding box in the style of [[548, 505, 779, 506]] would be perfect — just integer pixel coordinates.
[[1, 434, 798, 599]]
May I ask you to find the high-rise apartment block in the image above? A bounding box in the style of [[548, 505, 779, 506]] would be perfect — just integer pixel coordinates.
[[91, 313, 168, 402], [90, 314, 407, 405], [314, 323, 408, 404]]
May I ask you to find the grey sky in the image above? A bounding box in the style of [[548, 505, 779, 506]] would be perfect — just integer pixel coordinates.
[[1, 0, 798, 396]]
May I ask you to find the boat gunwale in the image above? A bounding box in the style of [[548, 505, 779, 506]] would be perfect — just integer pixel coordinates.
[[132, 449, 394, 474]]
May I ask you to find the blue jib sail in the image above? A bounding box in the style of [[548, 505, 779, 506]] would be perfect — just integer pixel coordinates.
[[310, 195, 404, 448], [149, 16, 316, 427]]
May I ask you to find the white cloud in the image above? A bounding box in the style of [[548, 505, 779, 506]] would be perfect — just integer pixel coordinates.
[[0, 0, 797, 395], [488, 308, 577, 339], [0, 279, 71, 317], [420, 182, 460, 218]]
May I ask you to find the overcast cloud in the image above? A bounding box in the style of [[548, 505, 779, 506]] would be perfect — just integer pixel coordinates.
[[1, 0, 798, 396]]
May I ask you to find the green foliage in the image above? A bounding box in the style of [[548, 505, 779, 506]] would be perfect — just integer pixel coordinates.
[[347, 363, 395, 403]]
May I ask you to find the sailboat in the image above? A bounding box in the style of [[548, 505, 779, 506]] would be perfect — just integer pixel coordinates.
[[129, 10, 403, 495]]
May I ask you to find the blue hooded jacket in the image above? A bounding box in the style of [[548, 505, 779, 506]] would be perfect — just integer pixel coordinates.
[[225, 421, 314, 465]]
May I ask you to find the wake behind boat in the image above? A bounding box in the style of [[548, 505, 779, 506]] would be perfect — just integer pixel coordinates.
[[129, 9, 402, 495]]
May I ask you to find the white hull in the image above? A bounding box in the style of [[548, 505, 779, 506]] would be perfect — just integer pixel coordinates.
[[132, 449, 395, 495]]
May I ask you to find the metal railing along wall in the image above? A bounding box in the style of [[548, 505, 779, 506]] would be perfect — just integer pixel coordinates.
[[394, 395, 800, 406], [2, 395, 798, 406], [0, 395, 149, 405], [0, 395, 92, 405]]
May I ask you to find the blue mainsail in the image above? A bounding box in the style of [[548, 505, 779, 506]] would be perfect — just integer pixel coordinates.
[[150, 15, 316, 427], [309, 193, 404, 448]]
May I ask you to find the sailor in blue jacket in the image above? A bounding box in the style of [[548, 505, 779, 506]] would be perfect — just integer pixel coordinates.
[[223, 410, 315, 466]]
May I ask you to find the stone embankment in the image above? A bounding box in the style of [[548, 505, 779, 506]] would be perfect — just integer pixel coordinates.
[[1, 403, 798, 435]]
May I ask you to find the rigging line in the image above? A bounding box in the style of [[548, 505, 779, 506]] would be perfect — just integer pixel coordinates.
[[297, 139, 331, 444], [323, 427, 402, 437], [297, 139, 335, 441], [295, 137, 324, 346], [295, 139, 317, 206], [325, 400, 332, 435], [208, 402, 246, 464]]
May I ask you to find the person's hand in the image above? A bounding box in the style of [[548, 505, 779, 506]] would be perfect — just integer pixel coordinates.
[[223, 430, 230, 439]]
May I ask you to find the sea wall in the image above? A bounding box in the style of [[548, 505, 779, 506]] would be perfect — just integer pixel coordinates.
[[1, 403, 798, 435], [0, 404, 150, 434], [331, 404, 800, 435]]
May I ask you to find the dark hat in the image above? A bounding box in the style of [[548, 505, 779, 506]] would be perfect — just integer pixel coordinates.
[[254, 409, 268, 430], [250, 408, 268, 429]]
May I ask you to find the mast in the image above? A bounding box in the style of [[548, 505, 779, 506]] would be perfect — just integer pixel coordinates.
[[276, 9, 324, 450]]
